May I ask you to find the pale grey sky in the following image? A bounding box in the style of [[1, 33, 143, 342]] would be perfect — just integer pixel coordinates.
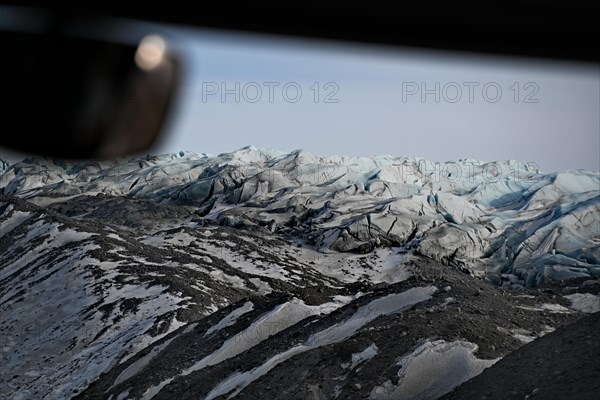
[[149, 27, 599, 173]]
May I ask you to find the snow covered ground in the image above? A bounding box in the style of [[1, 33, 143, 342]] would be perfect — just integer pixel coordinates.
[[0, 147, 598, 400], [2, 147, 597, 287], [202, 287, 437, 400]]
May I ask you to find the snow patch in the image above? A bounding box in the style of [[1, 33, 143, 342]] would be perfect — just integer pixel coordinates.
[[348, 343, 379, 370], [112, 336, 177, 387], [147, 296, 350, 399], [516, 303, 572, 313], [564, 292, 600, 313], [203, 286, 436, 400], [369, 340, 498, 400], [205, 302, 254, 337], [0, 207, 31, 237]]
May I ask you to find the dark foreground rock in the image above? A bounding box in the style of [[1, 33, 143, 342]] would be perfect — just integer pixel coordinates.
[[441, 311, 600, 400]]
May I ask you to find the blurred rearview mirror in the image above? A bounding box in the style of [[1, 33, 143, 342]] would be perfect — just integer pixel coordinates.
[[1, 17, 180, 159]]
